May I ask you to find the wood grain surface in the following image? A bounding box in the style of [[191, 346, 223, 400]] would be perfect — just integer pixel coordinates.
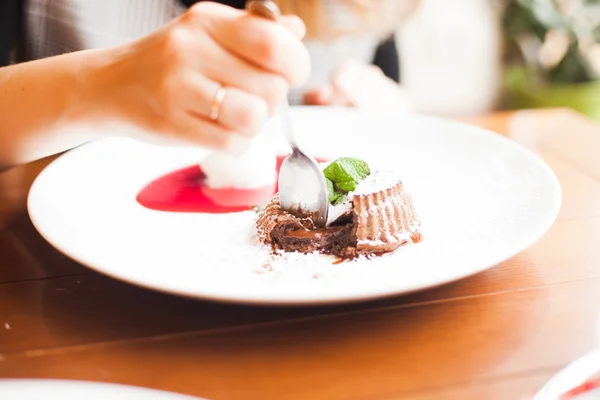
[[1, 108, 599, 399]]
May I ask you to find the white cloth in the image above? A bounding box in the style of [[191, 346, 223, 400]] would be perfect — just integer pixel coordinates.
[[23, 0, 379, 105]]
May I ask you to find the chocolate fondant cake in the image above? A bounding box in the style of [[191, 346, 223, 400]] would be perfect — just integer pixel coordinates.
[[256, 158, 422, 258]]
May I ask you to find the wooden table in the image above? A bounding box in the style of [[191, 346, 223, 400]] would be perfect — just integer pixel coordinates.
[[1, 108, 600, 399]]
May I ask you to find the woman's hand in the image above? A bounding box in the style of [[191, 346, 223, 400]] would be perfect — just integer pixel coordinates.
[[87, 2, 310, 152], [302, 60, 412, 115]]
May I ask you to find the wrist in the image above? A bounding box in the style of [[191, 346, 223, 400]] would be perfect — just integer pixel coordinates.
[[68, 44, 134, 125]]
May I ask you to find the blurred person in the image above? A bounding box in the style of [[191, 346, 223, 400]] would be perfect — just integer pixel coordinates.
[[0, 0, 418, 169], [3, 1, 502, 129], [8, 0, 418, 108], [269, 0, 416, 108], [279, 0, 501, 114]]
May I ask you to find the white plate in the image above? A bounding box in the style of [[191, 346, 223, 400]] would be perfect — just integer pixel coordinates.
[[0, 379, 203, 399], [27, 107, 561, 305], [574, 388, 600, 399]]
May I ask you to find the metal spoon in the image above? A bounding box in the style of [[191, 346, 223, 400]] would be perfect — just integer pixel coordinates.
[[246, 0, 329, 228]]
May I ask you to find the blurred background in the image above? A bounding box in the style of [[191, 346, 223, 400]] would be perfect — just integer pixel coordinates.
[[2, 0, 600, 120], [501, 0, 600, 121], [400, 0, 600, 120]]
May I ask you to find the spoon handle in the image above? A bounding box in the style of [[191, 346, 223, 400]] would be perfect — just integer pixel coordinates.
[[246, 0, 298, 151], [278, 98, 298, 150]]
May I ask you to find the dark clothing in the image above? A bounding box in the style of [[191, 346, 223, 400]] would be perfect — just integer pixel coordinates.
[[0, 0, 399, 82], [182, 0, 246, 7], [373, 35, 400, 83], [0, 0, 22, 66]]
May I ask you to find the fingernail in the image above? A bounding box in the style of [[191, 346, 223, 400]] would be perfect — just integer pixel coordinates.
[[224, 134, 252, 156]]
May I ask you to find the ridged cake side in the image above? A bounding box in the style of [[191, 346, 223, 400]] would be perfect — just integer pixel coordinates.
[[353, 180, 421, 253]]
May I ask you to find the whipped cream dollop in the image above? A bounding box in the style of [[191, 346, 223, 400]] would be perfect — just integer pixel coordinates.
[[202, 134, 277, 189]]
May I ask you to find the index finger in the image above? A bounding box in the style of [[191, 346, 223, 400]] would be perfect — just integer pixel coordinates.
[[187, 2, 311, 87]]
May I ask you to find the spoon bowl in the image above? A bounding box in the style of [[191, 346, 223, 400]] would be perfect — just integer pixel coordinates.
[[246, 0, 329, 227], [278, 146, 329, 227]]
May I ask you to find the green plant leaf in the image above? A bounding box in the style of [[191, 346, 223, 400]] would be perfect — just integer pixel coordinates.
[[323, 158, 370, 186], [323, 157, 371, 205], [331, 192, 345, 206], [326, 178, 337, 201], [326, 178, 345, 205]]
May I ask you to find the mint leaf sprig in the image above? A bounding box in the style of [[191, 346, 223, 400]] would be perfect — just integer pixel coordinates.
[[323, 157, 370, 205]]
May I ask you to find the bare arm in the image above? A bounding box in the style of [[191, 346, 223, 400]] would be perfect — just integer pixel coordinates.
[[0, 48, 120, 169], [0, 2, 309, 170]]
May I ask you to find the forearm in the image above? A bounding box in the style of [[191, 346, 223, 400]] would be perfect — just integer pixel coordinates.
[[0, 47, 114, 169], [0, 3, 310, 169]]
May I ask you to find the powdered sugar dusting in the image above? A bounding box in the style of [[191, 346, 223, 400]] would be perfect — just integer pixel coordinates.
[[320, 160, 402, 198], [323, 161, 402, 226], [352, 166, 402, 196], [253, 244, 378, 282]]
